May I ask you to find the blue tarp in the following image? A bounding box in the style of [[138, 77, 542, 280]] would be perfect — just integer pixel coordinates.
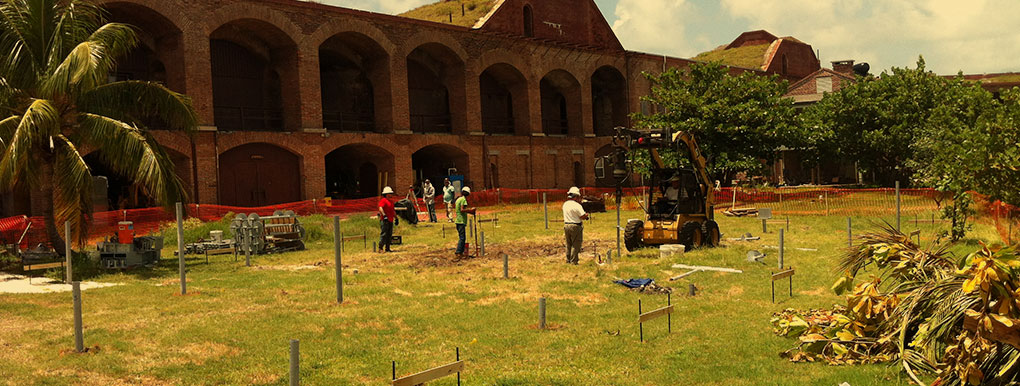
[[614, 278, 654, 288]]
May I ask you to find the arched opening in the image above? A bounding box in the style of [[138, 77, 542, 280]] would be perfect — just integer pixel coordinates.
[[218, 143, 301, 207], [210, 19, 298, 131], [591, 66, 628, 136], [523, 5, 534, 37], [324, 143, 395, 199], [103, 2, 184, 130], [480, 63, 529, 135], [407, 43, 466, 133], [412, 145, 471, 189], [540, 70, 582, 136], [84, 149, 191, 210], [319, 32, 389, 132]]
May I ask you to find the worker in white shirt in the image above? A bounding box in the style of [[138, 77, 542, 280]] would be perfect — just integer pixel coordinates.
[[562, 186, 589, 265], [664, 176, 682, 201]]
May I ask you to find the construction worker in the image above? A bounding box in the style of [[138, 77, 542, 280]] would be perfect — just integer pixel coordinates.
[[443, 178, 456, 222], [562, 187, 589, 264], [455, 186, 476, 256], [377, 186, 396, 253], [423, 179, 437, 223]]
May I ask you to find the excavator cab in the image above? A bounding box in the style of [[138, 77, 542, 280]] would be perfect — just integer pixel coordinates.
[[601, 127, 721, 252]]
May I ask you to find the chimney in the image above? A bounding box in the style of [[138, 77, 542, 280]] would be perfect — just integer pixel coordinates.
[[831, 60, 854, 75]]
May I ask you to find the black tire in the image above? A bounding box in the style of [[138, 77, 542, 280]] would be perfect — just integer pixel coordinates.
[[703, 220, 721, 248], [624, 220, 645, 252], [679, 221, 704, 252]]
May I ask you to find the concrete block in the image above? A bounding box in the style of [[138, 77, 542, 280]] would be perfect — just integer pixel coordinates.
[[659, 244, 685, 258]]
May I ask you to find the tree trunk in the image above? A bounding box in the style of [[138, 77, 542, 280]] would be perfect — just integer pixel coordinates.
[[39, 159, 66, 255]]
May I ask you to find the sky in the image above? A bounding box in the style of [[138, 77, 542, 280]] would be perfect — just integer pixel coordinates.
[[310, 0, 1020, 75]]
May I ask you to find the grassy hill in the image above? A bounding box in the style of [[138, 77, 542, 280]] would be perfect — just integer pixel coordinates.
[[399, 0, 499, 27], [692, 44, 770, 70]]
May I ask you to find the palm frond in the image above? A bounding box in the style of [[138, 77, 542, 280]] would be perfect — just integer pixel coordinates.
[[79, 80, 197, 132], [0, 114, 18, 150], [75, 113, 188, 209], [41, 22, 137, 97], [0, 0, 39, 87], [0, 99, 60, 189], [51, 134, 91, 243]]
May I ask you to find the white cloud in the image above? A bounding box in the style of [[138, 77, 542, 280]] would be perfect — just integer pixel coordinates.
[[304, 0, 432, 15], [611, 0, 697, 56], [717, 0, 1020, 74]]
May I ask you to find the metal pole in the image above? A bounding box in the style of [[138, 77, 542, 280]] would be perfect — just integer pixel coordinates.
[[503, 253, 509, 279], [538, 297, 546, 329], [638, 299, 643, 342], [543, 193, 548, 229], [778, 228, 784, 269], [481, 231, 485, 257], [456, 347, 461, 386], [245, 247, 251, 267], [762, 219, 767, 233], [333, 216, 342, 304], [667, 293, 671, 333], [616, 189, 622, 259], [289, 339, 299, 386], [176, 202, 186, 295], [824, 190, 829, 216], [896, 181, 901, 231], [64, 221, 72, 283], [847, 217, 853, 248], [688, 283, 696, 296], [72, 281, 84, 353]]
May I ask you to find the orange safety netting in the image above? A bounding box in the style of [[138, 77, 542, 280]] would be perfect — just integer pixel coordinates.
[[2, 187, 1016, 248]]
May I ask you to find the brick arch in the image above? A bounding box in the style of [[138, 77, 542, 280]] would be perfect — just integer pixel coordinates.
[[397, 32, 468, 63], [216, 137, 305, 161], [306, 18, 396, 55], [218, 142, 302, 206], [204, 4, 303, 45], [411, 143, 472, 186], [94, 0, 192, 33], [405, 39, 468, 134], [590, 64, 629, 136], [539, 68, 584, 137], [473, 49, 533, 82], [324, 142, 396, 198]]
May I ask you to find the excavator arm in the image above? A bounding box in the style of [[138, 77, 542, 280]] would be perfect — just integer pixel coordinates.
[[672, 131, 715, 211]]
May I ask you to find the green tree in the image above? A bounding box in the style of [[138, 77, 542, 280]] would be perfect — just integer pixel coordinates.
[[632, 62, 800, 183], [801, 57, 992, 186], [0, 0, 197, 248]]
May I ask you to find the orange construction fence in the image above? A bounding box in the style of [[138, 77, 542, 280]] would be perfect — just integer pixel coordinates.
[[1, 187, 1016, 249]]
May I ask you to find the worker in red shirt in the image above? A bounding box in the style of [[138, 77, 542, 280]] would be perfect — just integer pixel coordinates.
[[377, 186, 396, 253]]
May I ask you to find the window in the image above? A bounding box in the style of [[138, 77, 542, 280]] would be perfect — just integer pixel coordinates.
[[523, 5, 534, 37], [816, 76, 833, 93]]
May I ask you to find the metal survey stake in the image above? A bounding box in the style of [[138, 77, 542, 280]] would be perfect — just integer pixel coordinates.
[[64, 221, 72, 283], [502, 253, 509, 279], [896, 181, 901, 231], [778, 228, 785, 269], [615, 189, 622, 258], [176, 202, 186, 295], [333, 216, 343, 303], [71, 281, 85, 353], [847, 217, 853, 248], [290, 339, 299, 386], [480, 231, 485, 257], [543, 193, 548, 229], [539, 297, 546, 329]]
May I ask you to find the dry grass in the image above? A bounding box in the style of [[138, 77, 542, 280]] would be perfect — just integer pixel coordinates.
[[692, 44, 771, 70], [398, 0, 498, 27]]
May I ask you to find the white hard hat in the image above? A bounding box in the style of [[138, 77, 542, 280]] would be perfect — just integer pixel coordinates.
[[568, 187, 581, 197], [382, 186, 394, 195], [462, 186, 471, 194]]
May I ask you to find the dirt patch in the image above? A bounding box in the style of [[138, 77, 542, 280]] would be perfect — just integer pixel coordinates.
[[799, 287, 829, 296], [0, 273, 120, 294], [404, 238, 566, 269], [727, 285, 745, 296], [172, 342, 241, 366], [254, 262, 326, 272], [473, 290, 607, 306]]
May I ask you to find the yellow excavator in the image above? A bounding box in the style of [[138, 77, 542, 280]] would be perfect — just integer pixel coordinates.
[[597, 127, 720, 252]]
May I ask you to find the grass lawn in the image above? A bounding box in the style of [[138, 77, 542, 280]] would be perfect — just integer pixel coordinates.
[[0, 203, 1004, 385]]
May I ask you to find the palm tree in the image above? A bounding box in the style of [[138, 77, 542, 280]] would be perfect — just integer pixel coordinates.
[[0, 0, 196, 249]]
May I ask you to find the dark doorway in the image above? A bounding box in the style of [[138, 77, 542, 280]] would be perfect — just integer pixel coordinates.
[[324, 143, 395, 199], [591, 66, 628, 136], [407, 43, 465, 133], [218, 143, 301, 207], [412, 145, 470, 188], [573, 161, 584, 187], [479, 63, 528, 135], [540, 70, 582, 136], [319, 32, 389, 132]]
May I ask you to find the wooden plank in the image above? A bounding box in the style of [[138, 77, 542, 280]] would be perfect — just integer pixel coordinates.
[[392, 360, 464, 386], [671, 264, 743, 274], [771, 269, 795, 281], [206, 248, 234, 255], [24, 262, 65, 271], [638, 305, 673, 323]]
